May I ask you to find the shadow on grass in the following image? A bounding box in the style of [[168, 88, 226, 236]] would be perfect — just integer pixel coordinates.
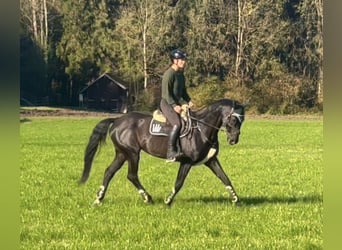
[[239, 194, 322, 206], [86, 194, 322, 207], [181, 194, 322, 206], [20, 118, 32, 123]]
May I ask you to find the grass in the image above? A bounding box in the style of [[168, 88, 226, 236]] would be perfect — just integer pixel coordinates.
[[20, 116, 323, 249]]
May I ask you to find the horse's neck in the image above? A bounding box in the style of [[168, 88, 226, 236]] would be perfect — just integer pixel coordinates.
[[194, 110, 222, 142]]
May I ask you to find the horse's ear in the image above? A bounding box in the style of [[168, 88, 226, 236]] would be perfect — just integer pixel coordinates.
[[241, 99, 251, 109]]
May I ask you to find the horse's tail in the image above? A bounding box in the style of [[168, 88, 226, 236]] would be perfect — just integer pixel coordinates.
[[79, 118, 117, 184]]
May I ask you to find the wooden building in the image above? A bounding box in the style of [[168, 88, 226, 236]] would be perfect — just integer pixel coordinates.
[[79, 73, 128, 113]]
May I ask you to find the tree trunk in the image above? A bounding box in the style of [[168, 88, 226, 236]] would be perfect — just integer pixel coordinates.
[[31, 0, 38, 42], [43, 0, 48, 51], [315, 0, 323, 104], [143, 1, 148, 89], [40, 5, 44, 47], [235, 0, 245, 83]]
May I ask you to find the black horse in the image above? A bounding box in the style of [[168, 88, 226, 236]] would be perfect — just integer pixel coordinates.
[[80, 98, 245, 206]]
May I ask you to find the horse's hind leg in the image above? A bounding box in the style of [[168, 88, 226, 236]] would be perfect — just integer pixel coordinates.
[[94, 151, 126, 205], [205, 157, 239, 204], [126, 153, 153, 204]]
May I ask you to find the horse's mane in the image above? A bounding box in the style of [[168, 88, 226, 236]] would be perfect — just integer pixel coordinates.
[[191, 105, 211, 118], [191, 99, 235, 117]]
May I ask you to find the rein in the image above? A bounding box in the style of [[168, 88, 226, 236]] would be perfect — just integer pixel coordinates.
[[188, 115, 220, 147], [189, 115, 224, 131]]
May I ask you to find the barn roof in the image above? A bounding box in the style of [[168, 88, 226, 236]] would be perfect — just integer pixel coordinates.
[[79, 73, 128, 94]]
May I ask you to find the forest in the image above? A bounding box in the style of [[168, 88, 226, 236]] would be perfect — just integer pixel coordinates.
[[20, 0, 323, 114]]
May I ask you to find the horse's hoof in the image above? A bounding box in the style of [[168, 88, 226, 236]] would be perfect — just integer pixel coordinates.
[[164, 197, 173, 206], [232, 200, 241, 207], [93, 199, 102, 206], [144, 197, 154, 204]]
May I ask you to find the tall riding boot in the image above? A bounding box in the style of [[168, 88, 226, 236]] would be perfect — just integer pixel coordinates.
[[166, 125, 181, 162]]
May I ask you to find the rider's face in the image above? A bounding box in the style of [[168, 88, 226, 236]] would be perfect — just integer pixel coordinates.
[[175, 58, 186, 69]]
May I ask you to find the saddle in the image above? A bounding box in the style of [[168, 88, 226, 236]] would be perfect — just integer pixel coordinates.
[[149, 105, 191, 137]]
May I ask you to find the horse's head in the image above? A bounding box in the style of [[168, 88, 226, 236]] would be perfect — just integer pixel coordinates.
[[221, 100, 245, 145]]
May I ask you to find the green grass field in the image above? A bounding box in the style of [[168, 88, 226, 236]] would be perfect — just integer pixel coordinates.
[[20, 115, 323, 249]]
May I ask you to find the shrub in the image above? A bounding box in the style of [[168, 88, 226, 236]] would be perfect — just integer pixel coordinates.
[[188, 76, 227, 108], [133, 84, 161, 112]]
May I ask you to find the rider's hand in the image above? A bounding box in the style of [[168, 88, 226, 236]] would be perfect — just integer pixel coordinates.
[[188, 101, 194, 109], [173, 105, 182, 113]]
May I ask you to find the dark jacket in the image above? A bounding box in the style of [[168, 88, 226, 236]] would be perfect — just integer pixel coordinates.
[[161, 67, 191, 107]]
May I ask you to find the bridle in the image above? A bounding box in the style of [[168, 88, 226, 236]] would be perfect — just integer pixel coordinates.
[[189, 106, 243, 131], [181, 105, 241, 145]]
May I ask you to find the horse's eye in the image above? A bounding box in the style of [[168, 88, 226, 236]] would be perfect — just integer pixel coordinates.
[[229, 117, 237, 126]]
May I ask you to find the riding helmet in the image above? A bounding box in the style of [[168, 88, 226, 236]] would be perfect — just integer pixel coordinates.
[[170, 49, 187, 60]]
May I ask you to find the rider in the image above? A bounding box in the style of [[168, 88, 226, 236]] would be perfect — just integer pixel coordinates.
[[160, 48, 194, 162]]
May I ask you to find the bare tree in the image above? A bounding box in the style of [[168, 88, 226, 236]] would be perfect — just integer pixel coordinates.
[[315, 0, 323, 104], [235, 0, 244, 79], [31, 0, 38, 40], [21, 0, 49, 56], [296, 0, 323, 105], [43, 0, 48, 50], [142, 0, 148, 89]]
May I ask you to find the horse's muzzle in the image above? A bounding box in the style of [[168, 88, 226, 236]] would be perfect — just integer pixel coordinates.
[[228, 132, 240, 145], [228, 139, 238, 145]]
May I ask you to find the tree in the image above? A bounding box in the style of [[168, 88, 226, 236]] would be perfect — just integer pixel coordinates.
[[114, 0, 177, 88], [296, 0, 323, 106], [19, 0, 323, 112], [186, 0, 237, 83], [20, 0, 48, 56], [20, 0, 51, 100], [56, 0, 118, 104]]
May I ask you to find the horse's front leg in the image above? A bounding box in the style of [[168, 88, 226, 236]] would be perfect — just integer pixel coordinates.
[[165, 163, 192, 206], [205, 157, 239, 204]]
